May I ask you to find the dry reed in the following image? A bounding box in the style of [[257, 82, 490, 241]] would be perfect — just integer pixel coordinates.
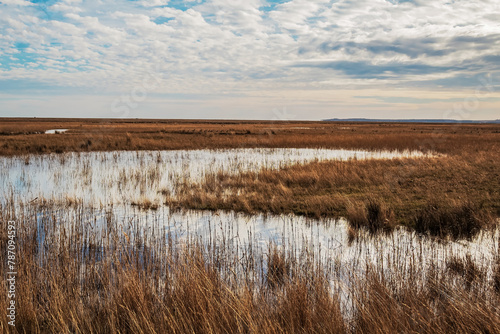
[[1, 198, 499, 333]]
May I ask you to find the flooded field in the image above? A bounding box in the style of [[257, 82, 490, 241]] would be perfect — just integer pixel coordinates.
[[1, 147, 499, 332], [0, 148, 430, 206]]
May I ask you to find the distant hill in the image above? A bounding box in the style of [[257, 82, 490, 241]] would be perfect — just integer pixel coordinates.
[[324, 118, 500, 124]]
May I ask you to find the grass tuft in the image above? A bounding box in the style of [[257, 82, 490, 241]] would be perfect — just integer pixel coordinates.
[[415, 201, 489, 240], [131, 198, 159, 211]]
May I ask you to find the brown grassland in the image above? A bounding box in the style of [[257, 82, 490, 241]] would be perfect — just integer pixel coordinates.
[[1, 118, 500, 333], [1, 117, 498, 154]]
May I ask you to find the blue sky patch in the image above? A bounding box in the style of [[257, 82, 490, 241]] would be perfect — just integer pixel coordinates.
[[153, 16, 174, 25]]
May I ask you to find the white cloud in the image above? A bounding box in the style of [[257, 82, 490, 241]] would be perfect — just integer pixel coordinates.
[[138, 0, 170, 7], [1, 0, 499, 118], [0, 0, 30, 6]]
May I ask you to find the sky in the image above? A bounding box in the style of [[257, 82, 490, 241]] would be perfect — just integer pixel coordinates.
[[1, 0, 500, 120]]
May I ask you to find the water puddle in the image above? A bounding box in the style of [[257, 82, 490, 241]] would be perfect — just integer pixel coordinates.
[[44, 129, 69, 134]]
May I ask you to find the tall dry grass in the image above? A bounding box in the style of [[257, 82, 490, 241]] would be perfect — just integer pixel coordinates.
[[1, 199, 500, 333], [165, 150, 499, 239]]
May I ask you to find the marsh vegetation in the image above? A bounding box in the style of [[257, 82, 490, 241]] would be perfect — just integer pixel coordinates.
[[0, 119, 499, 333], [1, 199, 500, 333]]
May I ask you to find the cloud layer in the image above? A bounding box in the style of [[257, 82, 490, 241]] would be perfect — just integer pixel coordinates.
[[1, 0, 499, 119]]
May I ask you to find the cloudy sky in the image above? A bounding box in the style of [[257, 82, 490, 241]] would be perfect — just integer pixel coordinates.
[[1, 0, 500, 120]]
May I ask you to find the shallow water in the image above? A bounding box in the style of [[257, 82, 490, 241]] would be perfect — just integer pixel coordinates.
[[28, 203, 499, 288], [0, 148, 430, 206], [44, 129, 68, 134]]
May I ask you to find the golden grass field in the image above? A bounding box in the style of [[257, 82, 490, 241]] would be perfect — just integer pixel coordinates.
[[1, 118, 500, 333], [1, 117, 499, 155]]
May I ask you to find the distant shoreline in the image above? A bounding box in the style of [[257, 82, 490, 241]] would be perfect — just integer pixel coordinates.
[[1, 117, 499, 124], [324, 118, 500, 124]]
